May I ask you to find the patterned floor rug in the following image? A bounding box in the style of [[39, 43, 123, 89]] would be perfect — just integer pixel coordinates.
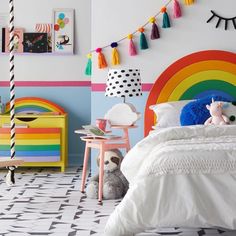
[[0, 167, 235, 236]]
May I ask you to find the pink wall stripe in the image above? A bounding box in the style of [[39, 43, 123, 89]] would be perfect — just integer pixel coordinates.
[[92, 83, 153, 92], [0, 81, 153, 91], [0, 81, 91, 87]]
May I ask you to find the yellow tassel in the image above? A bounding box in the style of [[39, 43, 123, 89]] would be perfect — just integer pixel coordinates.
[[112, 48, 120, 65], [184, 0, 195, 5], [111, 42, 120, 65]]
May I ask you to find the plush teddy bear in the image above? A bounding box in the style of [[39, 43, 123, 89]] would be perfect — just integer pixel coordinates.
[[204, 98, 229, 125], [86, 149, 129, 200]]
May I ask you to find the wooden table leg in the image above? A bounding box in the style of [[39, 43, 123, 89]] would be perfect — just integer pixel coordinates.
[[124, 128, 131, 152], [98, 142, 105, 202], [81, 142, 90, 193]]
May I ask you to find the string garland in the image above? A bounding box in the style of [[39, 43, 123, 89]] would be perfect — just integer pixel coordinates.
[[84, 0, 195, 76]]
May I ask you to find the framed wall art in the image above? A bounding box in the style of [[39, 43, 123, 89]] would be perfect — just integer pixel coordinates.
[[52, 8, 74, 54], [23, 32, 48, 53], [4, 28, 24, 53]]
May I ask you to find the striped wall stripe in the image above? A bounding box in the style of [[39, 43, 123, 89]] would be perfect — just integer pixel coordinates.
[[0, 81, 153, 91]]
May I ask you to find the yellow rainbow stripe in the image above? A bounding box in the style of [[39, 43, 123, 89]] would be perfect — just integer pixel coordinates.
[[0, 139, 60, 145]]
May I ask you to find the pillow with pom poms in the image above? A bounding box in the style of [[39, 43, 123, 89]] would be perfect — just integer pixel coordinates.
[[180, 95, 229, 126]]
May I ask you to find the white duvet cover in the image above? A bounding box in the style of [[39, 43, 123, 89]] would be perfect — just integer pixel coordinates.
[[104, 125, 236, 236]]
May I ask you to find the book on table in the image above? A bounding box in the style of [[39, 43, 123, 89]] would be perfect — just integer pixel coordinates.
[[75, 125, 121, 139]]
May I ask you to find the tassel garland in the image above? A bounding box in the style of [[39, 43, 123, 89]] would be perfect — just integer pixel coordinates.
[[149, 17, 160, 40], [161, 7, 171, 28], [96, 48, 107, 69], [111, 42, 120, 65], [173, 0, 182, 18], [138, 27, 148, 50], [85, 53, 92, 76], [184, 0, 195, 5], [127, 34, 137, 56], [84, 0, 195, 71]]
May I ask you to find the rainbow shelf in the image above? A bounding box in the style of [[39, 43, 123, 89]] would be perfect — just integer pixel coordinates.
[[0, 97, 68, 171]]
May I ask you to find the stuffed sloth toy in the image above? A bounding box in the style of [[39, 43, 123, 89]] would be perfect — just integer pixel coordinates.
[[86, 149, 129, 200]]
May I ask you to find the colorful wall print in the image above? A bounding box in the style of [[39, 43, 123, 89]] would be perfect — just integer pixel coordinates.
[[52, 9, 74, 54], [35, 23, 52, 52], [4, 28, 24, 53], [23, 33, 48, 53]]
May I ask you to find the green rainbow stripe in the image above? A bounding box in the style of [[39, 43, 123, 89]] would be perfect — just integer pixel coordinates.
[[0, 145, 60, 151], [180, 80, 236, 100]]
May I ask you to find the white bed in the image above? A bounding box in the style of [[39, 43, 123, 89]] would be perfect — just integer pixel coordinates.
[[104, 125, 236, 236], [104, 50, 236, 235]]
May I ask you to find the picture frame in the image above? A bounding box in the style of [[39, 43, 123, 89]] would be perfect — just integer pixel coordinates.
[[23, 32, 48, 53], [52, 8, 74, 54], [4, 28, 24, 53]]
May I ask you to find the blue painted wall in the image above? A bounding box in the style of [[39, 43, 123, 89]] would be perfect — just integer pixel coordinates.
[[90, 91, 148, 174], [0, 86, 91, 166]]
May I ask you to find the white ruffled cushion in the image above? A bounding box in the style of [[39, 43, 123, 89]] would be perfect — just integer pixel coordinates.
[[150, 100, 193, 128]]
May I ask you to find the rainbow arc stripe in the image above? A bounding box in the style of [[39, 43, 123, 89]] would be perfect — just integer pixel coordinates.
[[5, 97, 66, 114], [145, 50, 236, 136]]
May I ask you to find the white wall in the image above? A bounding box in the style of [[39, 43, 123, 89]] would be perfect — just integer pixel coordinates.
[[0, 0, 91, 81], [91, 0, 236, 84]]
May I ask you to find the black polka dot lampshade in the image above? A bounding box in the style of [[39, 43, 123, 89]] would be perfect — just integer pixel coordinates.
[[105, 69, 142, 98]]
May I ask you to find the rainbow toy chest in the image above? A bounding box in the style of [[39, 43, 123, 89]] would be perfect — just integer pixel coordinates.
[[0, 97, 68, 171]]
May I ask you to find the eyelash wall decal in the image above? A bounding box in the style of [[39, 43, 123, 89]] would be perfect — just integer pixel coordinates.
[[207, 10, 236, 30]]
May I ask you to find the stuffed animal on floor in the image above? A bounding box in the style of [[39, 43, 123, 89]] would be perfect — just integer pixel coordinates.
[[86, 149, 129, 200], [204, 98, 229, 125]]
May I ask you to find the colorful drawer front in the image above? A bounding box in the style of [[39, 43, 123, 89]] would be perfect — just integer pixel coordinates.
[[0, 128, 61, 162]]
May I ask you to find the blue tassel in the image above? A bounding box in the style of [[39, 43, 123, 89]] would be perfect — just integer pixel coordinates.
[[138, 28, 148, 50], [161, 7, 171, 28]]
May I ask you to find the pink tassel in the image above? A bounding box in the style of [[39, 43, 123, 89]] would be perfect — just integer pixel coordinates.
[[127, 34, 137, 56], [173, 0, 182, 18]]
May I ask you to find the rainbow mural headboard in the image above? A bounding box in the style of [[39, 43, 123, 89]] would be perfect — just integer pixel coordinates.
[[144, 50, 236, 136], [5, 97, 66, 115]]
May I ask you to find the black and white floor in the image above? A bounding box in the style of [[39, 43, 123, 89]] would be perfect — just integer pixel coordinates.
[[0, 167, 235, 236]]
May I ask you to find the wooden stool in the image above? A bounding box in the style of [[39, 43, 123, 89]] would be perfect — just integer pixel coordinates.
[[79, 125, 136, 202]]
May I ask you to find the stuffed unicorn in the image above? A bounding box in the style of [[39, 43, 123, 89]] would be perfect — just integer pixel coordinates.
[[204, 98, 229, 125]]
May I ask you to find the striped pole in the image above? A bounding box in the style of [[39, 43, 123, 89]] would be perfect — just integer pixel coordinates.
[[9, 0, 15, 160], [6, 0, 16, 185]]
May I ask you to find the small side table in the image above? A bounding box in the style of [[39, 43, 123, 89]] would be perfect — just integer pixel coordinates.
[[79, 125, 136, 202]]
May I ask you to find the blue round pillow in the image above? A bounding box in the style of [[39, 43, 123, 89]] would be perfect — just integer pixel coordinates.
[[180, 95, 229, 126]]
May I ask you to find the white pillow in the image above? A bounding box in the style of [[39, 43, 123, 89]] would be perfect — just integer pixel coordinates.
[[150, 100, 192, 128]]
